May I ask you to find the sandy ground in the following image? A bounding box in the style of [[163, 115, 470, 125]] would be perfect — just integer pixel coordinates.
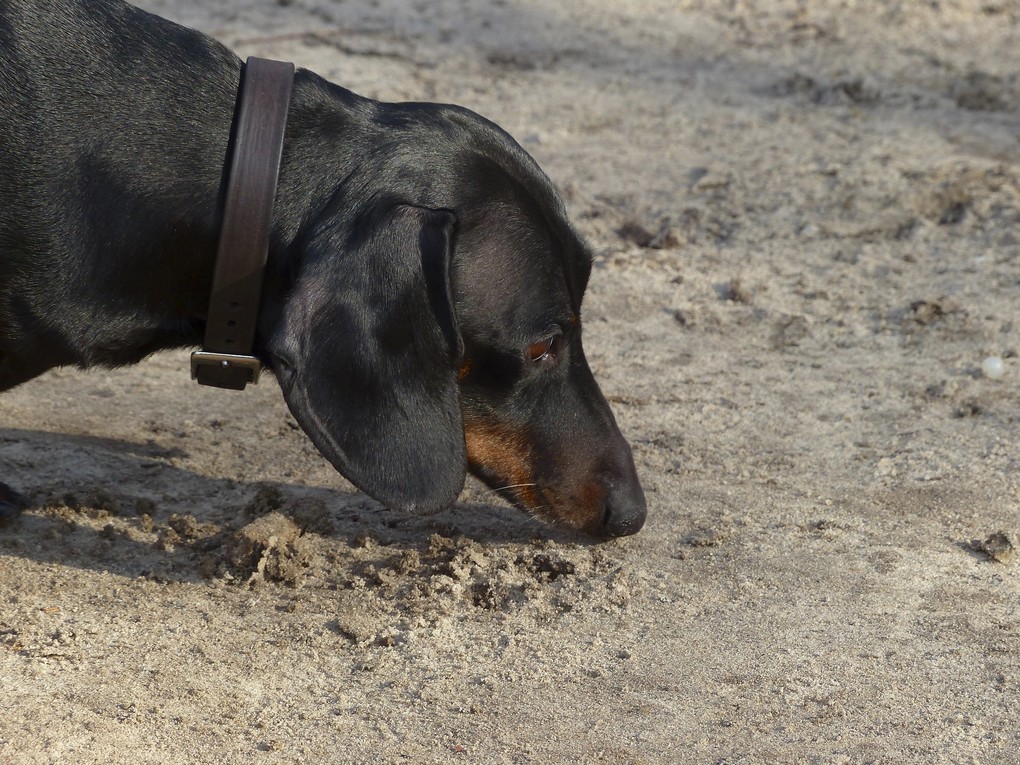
[[2, 1, 1019, 763]]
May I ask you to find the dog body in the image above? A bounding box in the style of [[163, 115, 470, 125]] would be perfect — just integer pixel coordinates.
[[0, 0, 646, 536]]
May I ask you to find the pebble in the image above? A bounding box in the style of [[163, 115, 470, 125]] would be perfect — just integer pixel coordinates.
[[981, 356, 1005, 380]]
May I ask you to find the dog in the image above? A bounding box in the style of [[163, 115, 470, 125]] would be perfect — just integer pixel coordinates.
[[0, 0, 646, 537]]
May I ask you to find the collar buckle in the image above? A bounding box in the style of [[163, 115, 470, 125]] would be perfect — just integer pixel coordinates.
[[191, 351, 263, 391]]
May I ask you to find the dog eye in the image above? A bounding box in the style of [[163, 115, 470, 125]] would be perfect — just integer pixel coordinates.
[[526, 335, 559, 363]]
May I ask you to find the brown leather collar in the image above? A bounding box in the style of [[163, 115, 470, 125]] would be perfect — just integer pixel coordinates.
[[192, 57, 295, 390]]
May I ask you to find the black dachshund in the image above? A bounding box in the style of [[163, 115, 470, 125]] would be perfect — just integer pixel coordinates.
[[0, 0, 646, 536]]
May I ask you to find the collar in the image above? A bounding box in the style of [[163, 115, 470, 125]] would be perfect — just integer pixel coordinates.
[[191, 56, 295, 390]]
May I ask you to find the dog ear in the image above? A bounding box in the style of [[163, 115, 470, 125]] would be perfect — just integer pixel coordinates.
[[267, 204, 465, 514]]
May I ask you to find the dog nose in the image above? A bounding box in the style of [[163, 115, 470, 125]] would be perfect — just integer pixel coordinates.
[[600, 478, 647, 537]]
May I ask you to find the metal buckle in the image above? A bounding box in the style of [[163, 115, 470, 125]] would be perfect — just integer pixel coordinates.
[[190, 351, 262, 386]]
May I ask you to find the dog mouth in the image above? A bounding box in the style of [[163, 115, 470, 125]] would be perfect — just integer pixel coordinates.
[[462, 419, 569, 527], [466, 460, 606, 534], [466, 444, 646, 538], [462, 417, 627, 534]]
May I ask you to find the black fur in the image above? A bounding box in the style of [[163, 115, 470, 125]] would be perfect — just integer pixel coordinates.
[[0, 0, 646, 536]]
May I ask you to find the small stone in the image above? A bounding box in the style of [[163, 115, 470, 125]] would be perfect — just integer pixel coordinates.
[[975, 531, 1015, 564], [981, 356, 1005, 380]]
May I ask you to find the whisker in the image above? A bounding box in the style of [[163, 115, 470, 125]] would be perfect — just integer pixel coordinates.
[[490, 483, 537, 493]]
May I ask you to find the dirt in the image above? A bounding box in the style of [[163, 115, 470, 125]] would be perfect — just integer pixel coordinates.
[[1, 1, 1018, 763]]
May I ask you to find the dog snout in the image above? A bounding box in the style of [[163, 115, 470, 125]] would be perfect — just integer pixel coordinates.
[[596, 458, 647, 538], [601, 481, 647, 537]]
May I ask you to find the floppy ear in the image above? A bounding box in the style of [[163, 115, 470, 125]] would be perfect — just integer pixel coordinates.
[[267, 204, 465, 514]]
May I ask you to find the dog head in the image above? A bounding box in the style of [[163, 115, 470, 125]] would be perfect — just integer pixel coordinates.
[[264, 98, 646, 537]]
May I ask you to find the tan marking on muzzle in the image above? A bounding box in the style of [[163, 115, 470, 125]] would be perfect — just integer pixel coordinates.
[[463, 418, 537, 507], [463, 417, 608, 531], [545, 477, 606, 532]]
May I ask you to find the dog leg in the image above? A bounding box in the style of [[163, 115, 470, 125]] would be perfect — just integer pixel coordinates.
[[0, 482, 28, 524], [0, 352, 56, 393]]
